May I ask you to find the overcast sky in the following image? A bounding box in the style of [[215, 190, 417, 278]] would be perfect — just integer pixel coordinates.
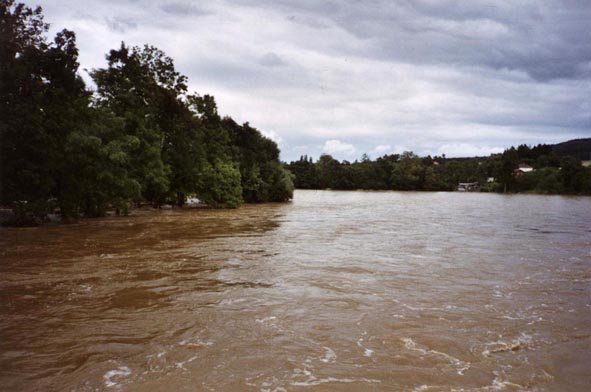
[[37, 0, 590, 161]]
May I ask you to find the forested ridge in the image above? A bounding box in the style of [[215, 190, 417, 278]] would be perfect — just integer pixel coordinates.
[[0, 1, 293, 225], [552, 138, 591, 161], [286, 141, 591, 195]]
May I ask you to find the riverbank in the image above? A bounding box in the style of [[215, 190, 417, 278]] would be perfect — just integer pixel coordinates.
[[3, 187, 590, 228], [0, 200, 210, 227]]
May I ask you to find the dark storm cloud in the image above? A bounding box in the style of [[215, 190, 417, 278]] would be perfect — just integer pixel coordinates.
[[104, 16, 137, 33], [258, 52, 286, 67], [235, 0, 591, 81], [37, 0, 590, 160], [160, 2, 210, 17]]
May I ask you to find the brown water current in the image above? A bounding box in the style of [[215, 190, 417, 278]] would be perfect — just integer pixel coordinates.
[[1, 190, 591, 391]]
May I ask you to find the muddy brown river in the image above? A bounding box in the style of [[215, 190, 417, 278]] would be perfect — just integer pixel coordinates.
[[1, 190, 590, 391]]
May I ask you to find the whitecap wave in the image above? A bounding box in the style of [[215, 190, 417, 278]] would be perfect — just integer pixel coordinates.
[[481, 333, 532, 357], [104, 366, 131, 388], [320, 346, 337, 363], [402, 338, 470, 375]]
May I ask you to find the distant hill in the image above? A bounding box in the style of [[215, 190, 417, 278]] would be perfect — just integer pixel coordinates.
[[552, 138, 591, 160]]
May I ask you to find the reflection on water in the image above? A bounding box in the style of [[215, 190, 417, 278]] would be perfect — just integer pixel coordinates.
[[1, 191, 590, 391]]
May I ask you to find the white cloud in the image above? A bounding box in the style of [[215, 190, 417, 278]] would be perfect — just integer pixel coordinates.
[[371, 144, 411, 157], [322, 139, 356, 156], [436, 143, 504, 158], [259, 129, 283, 144], [392, 145, 410, 155], [374, 144, 391, 154]]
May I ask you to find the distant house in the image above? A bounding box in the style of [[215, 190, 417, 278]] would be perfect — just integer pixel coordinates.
[[518, 163, 533, 172], [514, 163, 534, 177], [457, 182, 479, 191], [582, 160, 591, 167], [487, 177, 495, 183], [432, 160, 440, 166]]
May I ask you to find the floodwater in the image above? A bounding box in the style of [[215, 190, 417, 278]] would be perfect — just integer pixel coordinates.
[[1, 191, 591, 392]]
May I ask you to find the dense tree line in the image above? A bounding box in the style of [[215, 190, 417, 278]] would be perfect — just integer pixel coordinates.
[[0, 1, 292, 225], [286, 144, 591, 195]]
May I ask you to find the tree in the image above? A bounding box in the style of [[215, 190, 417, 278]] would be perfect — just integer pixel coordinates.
[[317, 154, 341, 189], [91, 44, 175, 206], [531, 168, 564, 194], [1, 3, 124, 220], [496, 147, 518, 192], [559, 157, 584, 193], [391, 152, 423, 190], [1, 1, 52, 222], [286, 156, 320, 189], [1, 2, 293, 225], [198, 160, 242, 208], [224, 118, 293, 202]]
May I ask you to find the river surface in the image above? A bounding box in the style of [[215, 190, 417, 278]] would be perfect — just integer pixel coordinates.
[[1, 190, 591, 391]]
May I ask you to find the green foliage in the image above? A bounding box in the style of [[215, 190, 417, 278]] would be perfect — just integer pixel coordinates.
[[224, 118, 292, 202], [559, 157, 583, 193], [315, 154, 340, 189], [287, 145, 591, 196], [1, 2, 292, 225], [496, 147, 518, 192], [261, 161, 294, 202], [1, 1, 52, 220], [531, 168, 564, 194], [197, 161, 242, 208], [90, 43, 177, 205], [281, 157, 314, 189], [390, 152, 422, 190], [275, 167, 295, 201]]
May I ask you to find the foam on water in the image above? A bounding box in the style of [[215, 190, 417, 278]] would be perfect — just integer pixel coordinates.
[[175, 355, 198, 370], [260, 387, 287, 392], [402, 338, 471, 375], [481, 333, 532, 357], [357, 333, 375, 357], [320, 346, 337, 363], [256, 316, 277, 324], [103, 366, 131, 388], [178, 338, 214, 347], [411, 373, 534, 392]]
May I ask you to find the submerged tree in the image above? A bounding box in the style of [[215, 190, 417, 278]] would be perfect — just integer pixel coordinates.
[[224, 118, 293, 202], [1, 2, 293, 225], [0, 2, 135, 220], [1, 1, 53, 222]]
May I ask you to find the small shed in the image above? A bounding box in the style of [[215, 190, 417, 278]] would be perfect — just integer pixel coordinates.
[[457, 182, 480, 191]]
